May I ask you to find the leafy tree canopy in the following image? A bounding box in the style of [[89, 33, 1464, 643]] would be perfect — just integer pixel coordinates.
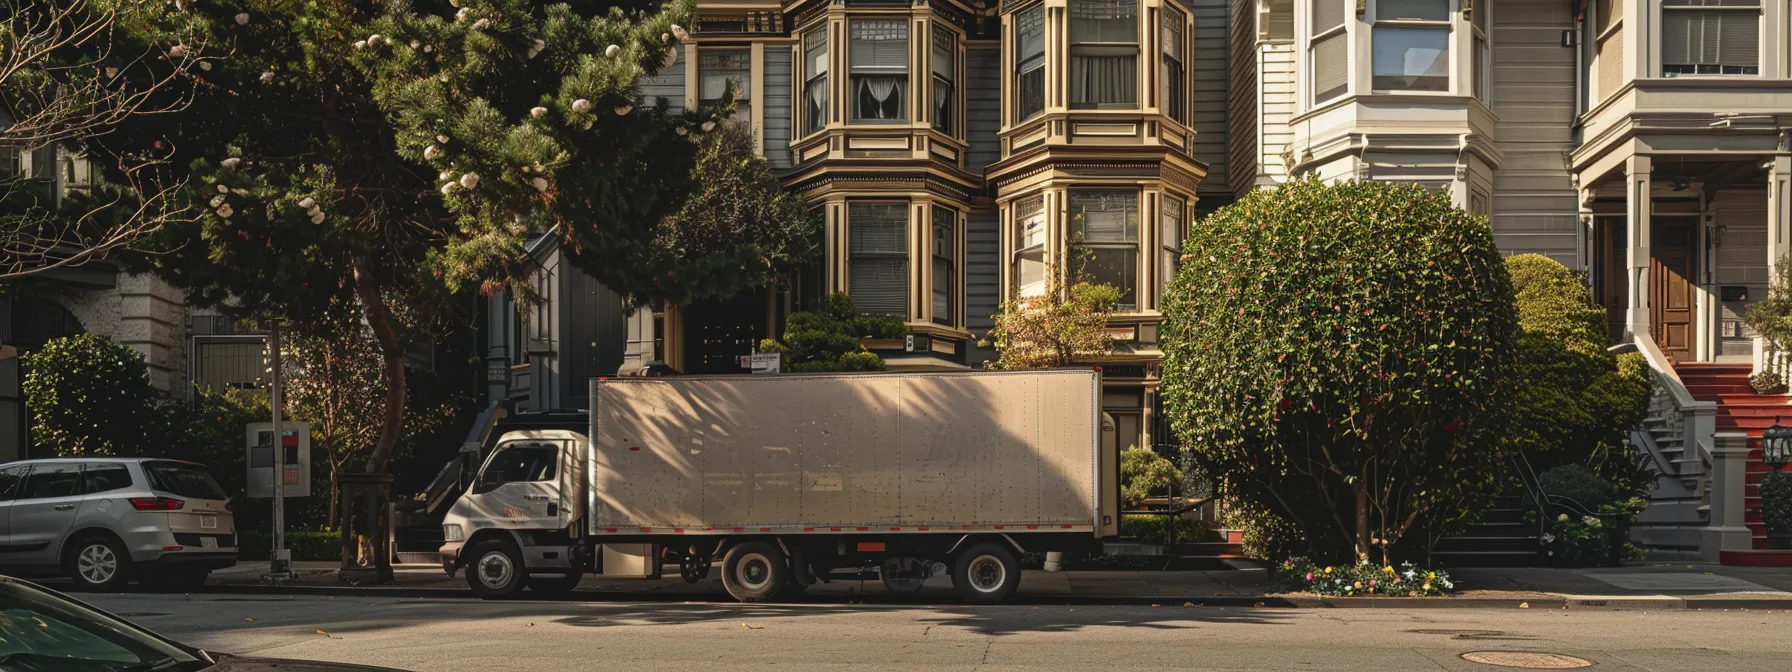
[[757, 293, 901, 372], [22, 334, 163, 456]]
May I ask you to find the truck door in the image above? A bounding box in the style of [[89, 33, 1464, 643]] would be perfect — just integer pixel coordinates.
[[469, 442, 564, 530]]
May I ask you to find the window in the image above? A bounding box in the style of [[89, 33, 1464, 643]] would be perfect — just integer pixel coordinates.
[[1162, 6, 1187, 122], [1070, 191, 1140, 310], [850, 203, 910, 318], [81, 465, 133, 495], [0, 465, 26, 500], [1471, 2, 1489, 100], [933, 27, 956, 134], [699, 49, 751, 122], [1069, 0, 1140, 109], [1310, 0, 1349, 103], [932, 206, 957, 325], [1661, 0, 1761, 77], [144, 461, 228, 500], [1015, 7, 1047, 121], [1158, 195, 1184, 306], [1595, 0, 1624, 99], [1013, 196, 1048, 299], [18, 464, 81, 500], [850, 19, 908, 121], [1372, 0, 1451, 92], [804, 27, 829, 134], [486, 444, 559, 484]]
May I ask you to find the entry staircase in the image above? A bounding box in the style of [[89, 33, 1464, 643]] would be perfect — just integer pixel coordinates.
[[1673, 363, 1792, 566]]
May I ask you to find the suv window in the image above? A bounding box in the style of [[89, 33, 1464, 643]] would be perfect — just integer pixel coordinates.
[[486, 444, 559, 484], [143, 461, 227, 500], [81, 464, 134, 495], [18, 464, 82, 500], [0, 465, 26, 500]]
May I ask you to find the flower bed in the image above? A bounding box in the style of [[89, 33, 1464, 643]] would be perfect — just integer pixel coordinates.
[[1280, 561, 1455, 597]]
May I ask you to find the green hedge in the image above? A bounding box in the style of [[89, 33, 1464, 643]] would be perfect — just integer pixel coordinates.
[[236, 531, 342, 561]]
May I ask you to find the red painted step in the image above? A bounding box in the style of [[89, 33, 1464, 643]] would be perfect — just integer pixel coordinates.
[[1672, 363, 1791, 557]]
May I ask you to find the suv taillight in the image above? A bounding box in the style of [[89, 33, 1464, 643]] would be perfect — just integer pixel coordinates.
[[225, 499, 233, 512], [129, 497, 185, 511]]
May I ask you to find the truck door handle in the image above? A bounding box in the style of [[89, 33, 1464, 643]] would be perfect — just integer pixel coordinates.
[[547, 503, 559, 517], [53, 504, 75, 511]]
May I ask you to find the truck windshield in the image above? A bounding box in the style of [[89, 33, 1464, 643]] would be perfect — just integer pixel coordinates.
[[485, 444, 558, 483]]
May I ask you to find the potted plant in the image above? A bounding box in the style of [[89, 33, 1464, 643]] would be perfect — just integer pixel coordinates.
[[1762, 471, 1792, 550]]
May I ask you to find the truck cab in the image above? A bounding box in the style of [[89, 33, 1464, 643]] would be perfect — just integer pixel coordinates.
[[439, 429, 589, 597]]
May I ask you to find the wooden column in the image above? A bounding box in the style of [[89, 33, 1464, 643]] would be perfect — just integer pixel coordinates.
[[1624, 154, 1652, 339]]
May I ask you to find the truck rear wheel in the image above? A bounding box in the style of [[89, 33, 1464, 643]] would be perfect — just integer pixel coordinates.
[[721, 542, 788, 603], [466, 538, 527, 599], [951, 542, 1021, 604]]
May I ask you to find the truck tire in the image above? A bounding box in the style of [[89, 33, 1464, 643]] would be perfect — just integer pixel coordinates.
[[528, 572, 584, 598], [466, 538, 527, 599], [951, 542, 1021, 604], [721, 541, 788, 603]]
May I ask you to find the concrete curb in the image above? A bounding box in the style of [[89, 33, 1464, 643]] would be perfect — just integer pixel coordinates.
[[165, 584, 1792, 610]]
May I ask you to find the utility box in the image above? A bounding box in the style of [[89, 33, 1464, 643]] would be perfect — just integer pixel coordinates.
[[246, 422, 312, 498]]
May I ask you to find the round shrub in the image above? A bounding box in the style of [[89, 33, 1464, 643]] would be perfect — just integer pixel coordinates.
[[1159, 179, 1518, 563], [1537, 463, 1620, 511], [1762, 471, 1792, 544], [23, 334, 165, 456]]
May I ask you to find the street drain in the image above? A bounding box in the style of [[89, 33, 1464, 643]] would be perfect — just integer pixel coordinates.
[[1460, 651, 1594, 669]]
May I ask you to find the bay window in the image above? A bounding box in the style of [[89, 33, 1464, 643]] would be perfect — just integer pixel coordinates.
[[1013, 196, 1048, 299], [1070, 191, 1139, 311], [1310, 0, 1349, 103], [1069, 0, 1139, 109], [804, 27, 828, 135], [699, 49, 751, 120], [933, 27, 956, 134], [1372, 0, 1451, 92], [850, 19, 908, 122], [850, 203, 910, 318], [1015, 7, 1046, 122], [1595, 0, 1623, 99], [1471, 2, 1489, 100], [1158, 195, 1183, 306], [1661, 0, 1761, 77], [932, 206, 957, 325], [1162, 6, 1187, 123]]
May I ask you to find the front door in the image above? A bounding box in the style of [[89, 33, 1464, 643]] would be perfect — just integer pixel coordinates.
[[1651, 221, 1698, 361], [2, 463, 84, 566]]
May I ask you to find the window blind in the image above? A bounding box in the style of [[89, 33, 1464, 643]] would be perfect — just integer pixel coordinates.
[[1313, 32, 1348, 101], [1312, 0, 1346, 34], [1662, 4, 1760, 70], [851, 204, 909, 318]]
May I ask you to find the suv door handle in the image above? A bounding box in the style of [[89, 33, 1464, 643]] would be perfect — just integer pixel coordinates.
[[53, 504, 75, 511]]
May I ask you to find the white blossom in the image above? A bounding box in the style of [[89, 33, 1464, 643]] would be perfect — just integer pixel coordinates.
[[530, 106, 548, 118], [169, 45, 189, 58], [235, 13, 250, 25], [259, 71, 275, 83], [614, 105, 633, 116], [531, 177, 549, 192], [298, 197, 317, 210], [440, 182, 459, 195], [687, 134, 701, 144], [661, 47, 677, 68], [604, 45, 621, 58], [423, 45, 434, 53], [367, 34, 382, 46], [674, 126, 687, 136], [423, 145, 441, 160], [216, 184, 230, 194], [532, 39, 545, 53], [209, 195, 226, 208], [571, 99, 591, 113], [459, 172, 480, 189], [232, 188, 249, 197], [455, 7, 472, 23], [438, 170, 455, 181], [671, 24, 689, 41], [198, 61, 212, 71], [309, 211, 326, 224], [471, 18, 490, 31], [220, 157, 241, 169], [410, 40, 420, 49], [105, 67, 118, 78], [661, 33, 670, 44], [354, 40, 367, 50], [701, 121, 715, 132], [216, 205, 234, 218]]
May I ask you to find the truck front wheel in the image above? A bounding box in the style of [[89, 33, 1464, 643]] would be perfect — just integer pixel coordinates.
[[951, 542, 1021, 604], [466, 538, 527, 599], [721, 541, 788, 603]]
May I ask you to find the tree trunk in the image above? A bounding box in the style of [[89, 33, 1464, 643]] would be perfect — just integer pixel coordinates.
[[1355, 477, 1371, 564], [352, 257, 407, 475]]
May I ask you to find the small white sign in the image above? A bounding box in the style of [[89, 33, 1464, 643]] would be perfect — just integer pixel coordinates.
[[737, 352, 781, 374]]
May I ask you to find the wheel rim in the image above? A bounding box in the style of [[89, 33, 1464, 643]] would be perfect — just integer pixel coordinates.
[[734, 552, 774, 592], [77, 544, 118, 585], [966, 554, 1006, 593], [477, 551, 515, 590]]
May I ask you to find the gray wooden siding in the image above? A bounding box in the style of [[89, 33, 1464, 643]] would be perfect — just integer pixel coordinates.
[[1259, 42, 1294, 186], [967, 47, 1002, 173], [765, 47, 793, 169], [1489, 0, 1580, 266], [1190, 0, 1229, 196], [1226, 0, 1258, 198], [965, 208, 999, 367], [559, 265, 629, 409], [640, 56, 685, 114]]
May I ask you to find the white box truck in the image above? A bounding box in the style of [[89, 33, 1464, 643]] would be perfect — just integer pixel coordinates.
[[439, 368, 1118, 603]]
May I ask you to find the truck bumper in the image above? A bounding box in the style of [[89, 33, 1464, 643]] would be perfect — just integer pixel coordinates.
[[439, 541, 464, 576]]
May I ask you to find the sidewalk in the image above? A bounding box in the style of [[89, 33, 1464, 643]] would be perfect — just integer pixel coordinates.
[[198, 561, 1792, 609]]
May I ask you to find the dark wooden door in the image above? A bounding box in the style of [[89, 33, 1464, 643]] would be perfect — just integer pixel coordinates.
[[1594, 218, 1627, 343], [1650, 221, 1697, 361]]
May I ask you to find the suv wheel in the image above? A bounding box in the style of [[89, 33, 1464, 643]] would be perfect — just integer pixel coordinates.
[[66, 535, 131, 592]]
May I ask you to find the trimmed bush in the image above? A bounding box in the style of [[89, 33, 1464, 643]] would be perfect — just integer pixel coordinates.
[[757, 293, 901, 372], [1160, 179, 1518, 564], [1121, 446, 1182, 509], [1762, 472, 1792, 547], [23, 334, 165, 456], [1537, 464, 1620, 511]]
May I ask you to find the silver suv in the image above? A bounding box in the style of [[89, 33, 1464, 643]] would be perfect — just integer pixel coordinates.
[[0, 458, 237, 591]]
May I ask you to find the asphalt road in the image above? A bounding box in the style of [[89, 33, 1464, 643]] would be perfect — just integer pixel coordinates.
[[84, 593, 1792, 671]]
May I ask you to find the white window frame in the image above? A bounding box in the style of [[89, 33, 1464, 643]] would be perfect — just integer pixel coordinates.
[[1369, 0, 1455, 94], [1308, 0, 1351, 105], [1162, 5, 1188, 123], [1659, 0, 1763, 78], [1069, 190, 1141, 312], [932, 24, 959, 135], [1157, 195, 1184, 309], [1067, 0, 1142, 110], [698, 48, 751, 119], [848, 18, 910, 123], [931, 205, 959, 326], [848, 202, 911, 319], [1471, 1, 1490, 102], [1012, 196, 1048, 300], [802, 26, 829, 137], [1014, 6, 1048, 123]]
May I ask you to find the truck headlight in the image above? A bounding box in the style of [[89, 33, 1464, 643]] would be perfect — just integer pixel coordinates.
[[443, 524, 464, 542]]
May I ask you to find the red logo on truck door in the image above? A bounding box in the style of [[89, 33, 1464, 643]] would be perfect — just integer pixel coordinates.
[[502, 506, 525, 518]]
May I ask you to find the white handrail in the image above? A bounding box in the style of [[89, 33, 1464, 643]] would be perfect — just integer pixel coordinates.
[[1627, 334, 1713, 410]]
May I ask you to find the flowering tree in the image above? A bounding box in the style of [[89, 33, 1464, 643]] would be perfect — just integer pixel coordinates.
[[982, 275, 1121, 371]]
